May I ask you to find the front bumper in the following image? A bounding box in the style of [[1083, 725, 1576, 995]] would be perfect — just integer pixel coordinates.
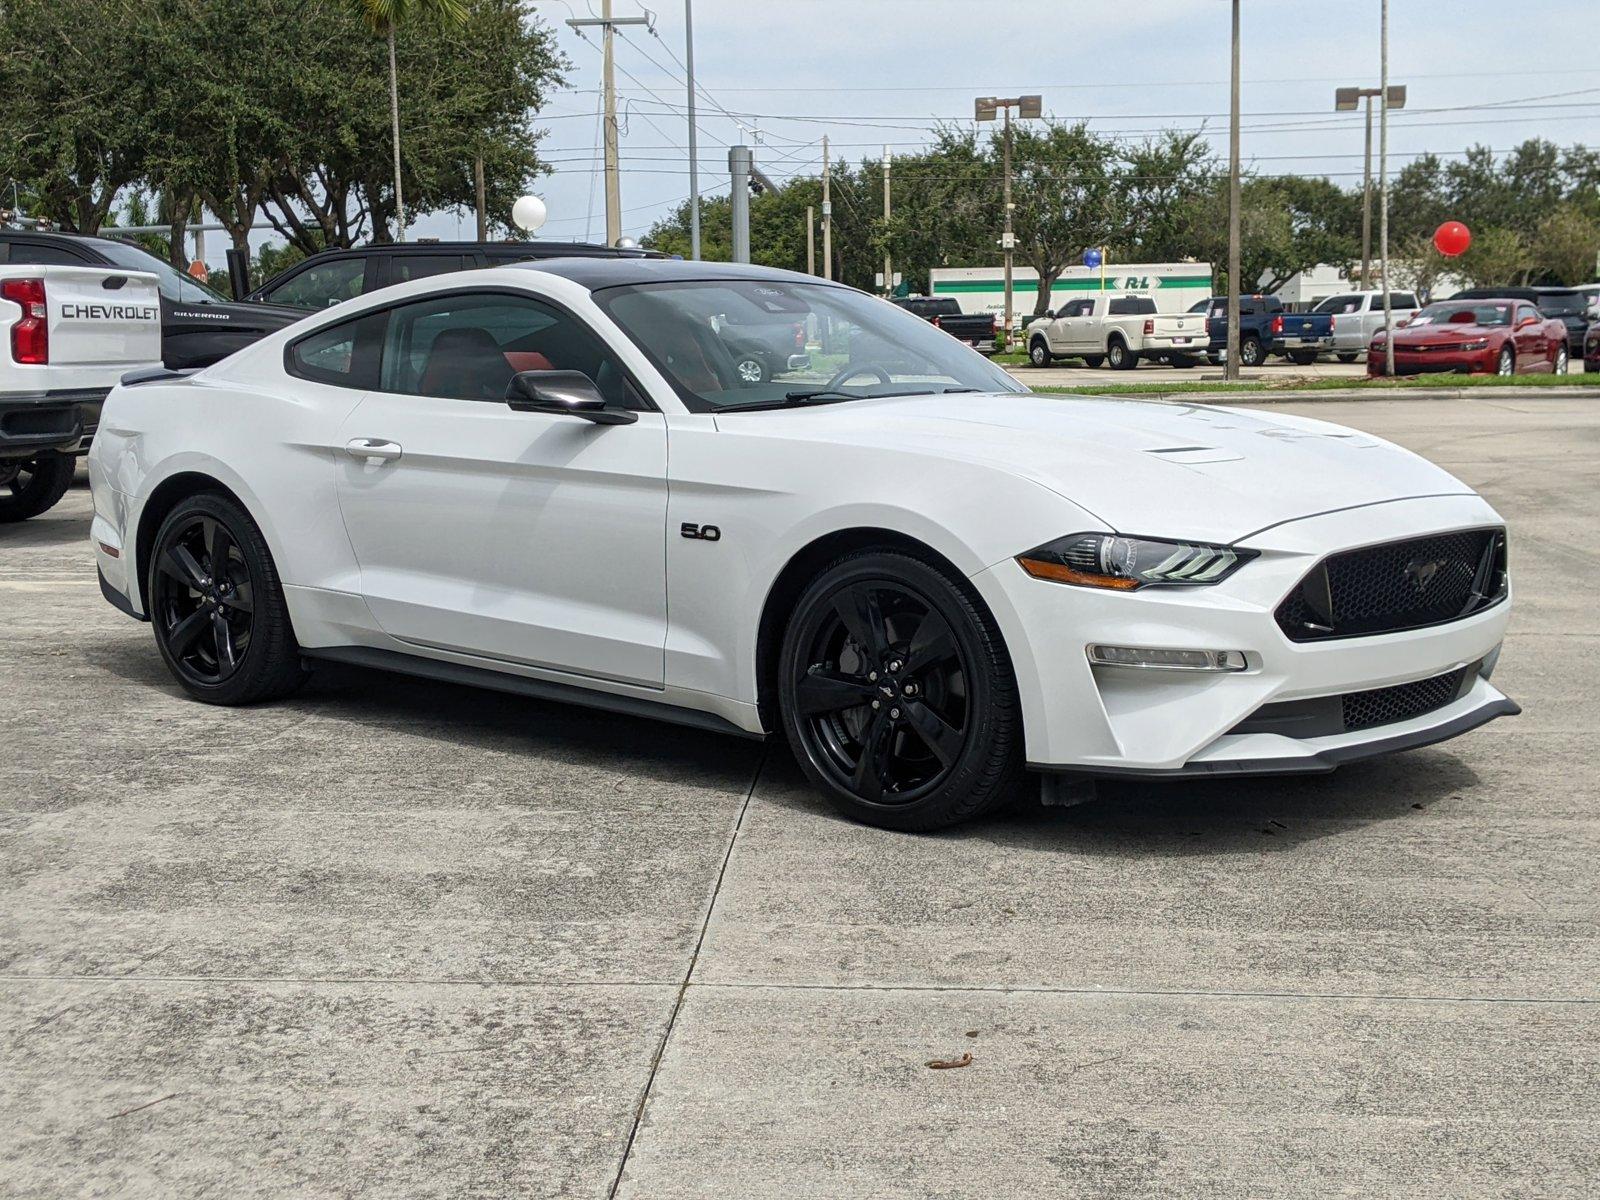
[[1368, 347, 1495, 376], [976, 494, 1516, 775]]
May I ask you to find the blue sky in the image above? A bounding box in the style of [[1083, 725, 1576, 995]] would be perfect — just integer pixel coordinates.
[[419, 0, 1599, 248]]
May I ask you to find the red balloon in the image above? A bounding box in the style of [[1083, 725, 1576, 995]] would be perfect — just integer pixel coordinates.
[[1434, 221, 1472, 257]]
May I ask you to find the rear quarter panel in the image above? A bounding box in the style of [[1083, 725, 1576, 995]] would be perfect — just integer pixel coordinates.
[[98, 372, 366, 614]]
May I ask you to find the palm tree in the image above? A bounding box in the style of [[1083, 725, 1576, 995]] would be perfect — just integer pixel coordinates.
[[353, 0, 468, 242]]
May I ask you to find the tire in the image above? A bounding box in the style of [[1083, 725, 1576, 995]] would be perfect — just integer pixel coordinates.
[[1170, 355, 1198, 369], [1239, 337, 1264, 368], [1288, 351, 1318, 366], [0, 453, 74, 523], [1106, 338, 1139, 371], [1028, 337, 1052, 368], [734, 355, 767, 385], [777, 549, 1024, 832], [1554, 345, 1568, 375], [1497, 346, 1515, 377], [148, 492, 307, 705], [1336, 352, 1359, 364], [1080, 355, 1105, 368]]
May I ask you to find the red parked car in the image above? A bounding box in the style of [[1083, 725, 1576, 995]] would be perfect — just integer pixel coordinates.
[[1369, 299, 1568, 377]]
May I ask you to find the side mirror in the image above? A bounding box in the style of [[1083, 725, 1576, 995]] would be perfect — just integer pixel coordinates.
[[1519, 314, 1540, 329], [505, 370, 638, 425]]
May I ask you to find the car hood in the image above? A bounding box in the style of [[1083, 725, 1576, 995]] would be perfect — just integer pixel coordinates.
[[725, 391, 1473, 542], [1388, 322, 1499, 344]]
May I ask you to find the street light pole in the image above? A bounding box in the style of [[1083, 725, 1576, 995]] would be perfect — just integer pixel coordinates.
[[1002, 107, 1013, 337], [976, 94, 1040, 348], [821, 135, 832, 281], [1336, 81, 1405, 292], [1362, 94, 1373, 286], [1225, 0, 1242, 381]]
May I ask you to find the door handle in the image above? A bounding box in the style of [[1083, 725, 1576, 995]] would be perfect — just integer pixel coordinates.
[[345, 438, 402, 464]]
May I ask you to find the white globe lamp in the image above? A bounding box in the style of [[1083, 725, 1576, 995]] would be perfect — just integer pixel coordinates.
[[511, 194, 547, 234]]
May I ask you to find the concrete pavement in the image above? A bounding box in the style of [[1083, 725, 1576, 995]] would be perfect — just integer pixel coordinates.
[[3, 394, 1597, 1197]]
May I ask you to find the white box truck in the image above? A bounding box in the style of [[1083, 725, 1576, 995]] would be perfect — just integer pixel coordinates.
[[928, 262, 1212, 329]]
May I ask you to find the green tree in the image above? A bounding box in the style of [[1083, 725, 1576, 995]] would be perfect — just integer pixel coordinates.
[[1535, 205, 1600, 285], [1005, 122, 1120, 316]]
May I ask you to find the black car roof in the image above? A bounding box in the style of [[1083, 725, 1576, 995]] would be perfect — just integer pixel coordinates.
[[293, 239, 664, 261], [511, 256, 851, 292]]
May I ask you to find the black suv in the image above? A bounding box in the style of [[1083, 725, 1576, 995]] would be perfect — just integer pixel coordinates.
[[0, 230, 305, 369], [248, 240, 665, 312], [1449, 286, 1591, 358]]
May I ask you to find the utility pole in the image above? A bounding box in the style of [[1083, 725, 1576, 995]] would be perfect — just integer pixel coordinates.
[[566, 5, 651, 246], [806, 205, 815, 276], [882, 147, 892, 296], [1380, 0, 1394, 378], [684, 0, 700, 259], [474, 156, 487, 241], [821, 135, 832, 281], [976, 94, 1040, 346], [601, 0, 620, 245], [1225, 0, 1242, 381]]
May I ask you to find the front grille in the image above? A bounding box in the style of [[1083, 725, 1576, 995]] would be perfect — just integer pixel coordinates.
[[1341, 668, 1469, 732], [1275, 528, 1506, 642]]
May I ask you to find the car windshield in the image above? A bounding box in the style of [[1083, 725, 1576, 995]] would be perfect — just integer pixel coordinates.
[[1536, 292, 1586, 316], [95, 239, 226, 304], [1409, 302, 1512, 327], [594, 279, 1024, 412]]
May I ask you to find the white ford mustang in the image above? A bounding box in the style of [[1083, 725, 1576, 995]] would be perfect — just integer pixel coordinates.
[[88, 259, 1517, 830]]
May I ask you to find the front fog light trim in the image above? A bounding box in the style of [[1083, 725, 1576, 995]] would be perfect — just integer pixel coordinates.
[[1088, 644, 1249, 672]]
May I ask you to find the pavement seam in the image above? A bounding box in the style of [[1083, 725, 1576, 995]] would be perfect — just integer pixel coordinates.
[[3, 974, 1589, 1006], [604, 744, 767, 1200]]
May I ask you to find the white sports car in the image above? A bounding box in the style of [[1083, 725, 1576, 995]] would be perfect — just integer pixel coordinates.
[[88, 260, 1517, 830]]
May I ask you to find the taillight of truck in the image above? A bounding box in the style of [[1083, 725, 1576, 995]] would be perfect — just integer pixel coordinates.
[[932, 315, 941, 328], [2, 277, 48, 364], [1143, 318, 1154, 335], [1270, 314, 1284, 336]]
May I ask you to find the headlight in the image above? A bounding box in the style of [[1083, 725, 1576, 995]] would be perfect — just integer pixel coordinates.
[[1460, 338, 1489, 351], [1017, 533, 1256, 590]]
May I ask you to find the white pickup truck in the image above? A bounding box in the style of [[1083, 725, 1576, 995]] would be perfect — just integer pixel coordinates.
[[1025, 294, 1208, 370], [1, 264, 162, 521], [1314, 289, 1420, 361]]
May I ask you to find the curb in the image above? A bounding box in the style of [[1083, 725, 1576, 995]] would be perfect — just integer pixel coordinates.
[[1027, 386, 1600, 405]]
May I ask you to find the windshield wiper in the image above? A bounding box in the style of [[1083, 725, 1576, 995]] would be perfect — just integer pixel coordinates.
[[718, 385, 983, 414]]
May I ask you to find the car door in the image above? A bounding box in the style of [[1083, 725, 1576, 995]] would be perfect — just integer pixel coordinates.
[[1059, 299, 1094, 353], [330, 287, 669, 687], [1512, 304, 1543, 370]]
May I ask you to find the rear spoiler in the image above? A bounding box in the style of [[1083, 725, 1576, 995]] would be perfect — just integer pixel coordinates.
[[120, 366, 199, 387]]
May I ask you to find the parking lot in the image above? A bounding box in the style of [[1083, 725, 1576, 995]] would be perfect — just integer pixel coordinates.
[[2, 393, 1596, 1197], [1012, 353, 1588, 390]]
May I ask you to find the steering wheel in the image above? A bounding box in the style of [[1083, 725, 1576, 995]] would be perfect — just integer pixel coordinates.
[[822, 363, 892, 391]]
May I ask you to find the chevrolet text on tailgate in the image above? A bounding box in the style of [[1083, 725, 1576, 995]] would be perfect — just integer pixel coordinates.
[[0, 265, 162, 522]]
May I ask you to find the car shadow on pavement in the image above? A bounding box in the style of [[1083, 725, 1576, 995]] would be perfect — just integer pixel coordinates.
[[755, 742, 1482, 857]]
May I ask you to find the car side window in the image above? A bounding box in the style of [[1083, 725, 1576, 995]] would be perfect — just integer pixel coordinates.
[[378, 291, 641, 408], [285, 310, 386, 389], [1389, 293, 1418, 310], [1064, 299, 1092, 318], [266, 258, 367, 310], [6, 242, 88, 266], [391, 254, 469, 283]]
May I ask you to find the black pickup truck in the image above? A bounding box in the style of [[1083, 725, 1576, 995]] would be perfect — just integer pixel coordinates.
[[891, 296, 998, 353]]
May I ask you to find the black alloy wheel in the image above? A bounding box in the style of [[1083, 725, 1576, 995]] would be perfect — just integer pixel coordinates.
[[0, 453, 74, 523], [778, 550, 1022, 831], [149, 493, 306, 704]]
